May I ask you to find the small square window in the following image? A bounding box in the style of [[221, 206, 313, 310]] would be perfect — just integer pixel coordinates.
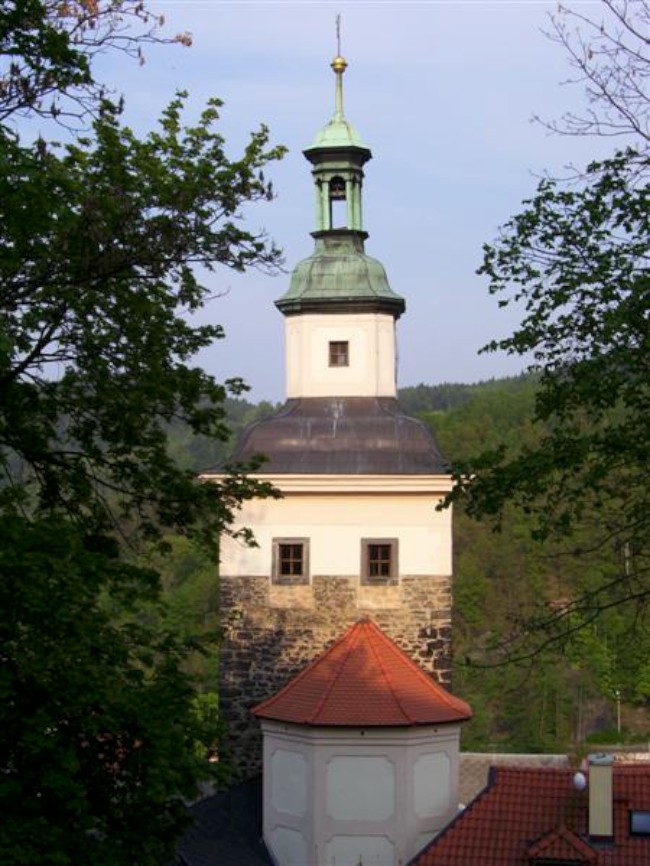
[[329, 341, 349, 367], [631, 811, 650, 835], [361, 539, 398, 585], [368, 544, 392, 577], [272, 538, 309, 585]]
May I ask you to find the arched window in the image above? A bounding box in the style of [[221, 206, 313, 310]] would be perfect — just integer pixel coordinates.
[[329, 176, 347, 228]]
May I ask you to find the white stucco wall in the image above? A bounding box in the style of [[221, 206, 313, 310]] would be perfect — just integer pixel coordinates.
[[414, 752, 451, 817], [267, 826, 308, 866], [218, 476, 452, 579], [261, 722, 462, 866], [285, 312, 397, 398], [325, 834, 396, 865], [326, 756, 395, 821], [271, 750, 308, 816]]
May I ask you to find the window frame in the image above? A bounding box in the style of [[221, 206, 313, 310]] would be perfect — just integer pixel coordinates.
[[272, 537, 310, 586], [361, 538, 399, 586], [630, 810, 650, 835], [328, 340, 350, 368]]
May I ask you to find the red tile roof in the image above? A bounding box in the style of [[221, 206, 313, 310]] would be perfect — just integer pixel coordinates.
[[528, 825, 597, 863], [411, 764, 650, 866], [252, 618, 472, 727]]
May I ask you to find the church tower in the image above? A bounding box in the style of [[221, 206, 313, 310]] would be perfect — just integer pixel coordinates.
[[277, 52, 404, 403], [210, 54, 454, 780]]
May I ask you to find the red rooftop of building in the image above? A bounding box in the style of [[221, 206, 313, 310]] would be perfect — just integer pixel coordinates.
[[410, 763, 650, 866], [252, 617, 472, 727]]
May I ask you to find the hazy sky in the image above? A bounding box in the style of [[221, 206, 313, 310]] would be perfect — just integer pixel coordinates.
[[96, 0, 608, 403]]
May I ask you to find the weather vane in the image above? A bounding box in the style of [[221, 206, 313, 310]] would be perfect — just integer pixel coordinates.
[[336, 13, 341, 56]]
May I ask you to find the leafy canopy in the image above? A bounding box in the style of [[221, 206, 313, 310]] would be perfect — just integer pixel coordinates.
[[446, 0, 650, 651], [0, 92, 283, 545], [459, 149, 650, 542], [0, 516, 218, 866], [0, 0, 190, 124], [0, 3, 284, 864]]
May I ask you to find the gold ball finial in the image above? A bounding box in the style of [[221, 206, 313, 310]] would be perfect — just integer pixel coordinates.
[[331, 55, 348, 74]]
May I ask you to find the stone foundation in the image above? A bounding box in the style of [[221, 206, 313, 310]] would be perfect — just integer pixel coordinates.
[[219, 573, 452, 780]]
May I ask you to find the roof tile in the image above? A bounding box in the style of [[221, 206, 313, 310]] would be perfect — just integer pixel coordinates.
[[252, 618, 472, 726], [411, 764, 650, 866]]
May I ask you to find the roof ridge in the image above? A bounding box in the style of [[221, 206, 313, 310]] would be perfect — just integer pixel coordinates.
[[365, 622, 414, 724], [528, 823, 596, 862], [306, 621, 361, 723], [371, 619, 468, 713]]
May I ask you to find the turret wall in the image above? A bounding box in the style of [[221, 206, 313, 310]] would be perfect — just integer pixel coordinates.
[[285, 311, 397, 398]]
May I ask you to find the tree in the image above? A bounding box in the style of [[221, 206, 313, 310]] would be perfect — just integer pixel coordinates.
[[0, 0, 190, 125], [0, 93, 282, 546], [537, 0, 650, 143], [446, 0, 650, 656], [0, 516, 221, 866], [0, 3, 284, 863], [413, 377, 640, 748]]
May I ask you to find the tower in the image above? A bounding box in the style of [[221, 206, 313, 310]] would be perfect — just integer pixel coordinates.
[[253, 619, 471, 866], [208, 54, 454, 780]]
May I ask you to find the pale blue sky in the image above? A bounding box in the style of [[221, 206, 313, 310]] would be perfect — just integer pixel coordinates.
[[95, 0, 607, 403]]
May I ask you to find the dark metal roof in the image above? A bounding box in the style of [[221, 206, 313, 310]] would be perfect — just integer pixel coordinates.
[[229, 397, 447, 475], [175, 777, 272, 866]]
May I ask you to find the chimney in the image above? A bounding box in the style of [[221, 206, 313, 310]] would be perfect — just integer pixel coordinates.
[[588, 754, 613, 840]]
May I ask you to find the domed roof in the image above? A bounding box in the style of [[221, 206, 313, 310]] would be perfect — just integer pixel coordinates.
[[229, 397, 446, 475], [306, 114, 367, 152], [275, 231, 405, 317], [304, 53, 369, 156]]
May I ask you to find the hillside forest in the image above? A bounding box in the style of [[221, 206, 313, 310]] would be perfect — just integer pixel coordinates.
[[163, 374, 650, 758]]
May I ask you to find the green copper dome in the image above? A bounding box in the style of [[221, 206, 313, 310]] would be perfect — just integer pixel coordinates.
[[276, 55, 404, 319], [304, 54, 369, 156], [275, 231, 405, 317], [306, 114, 367, 152]]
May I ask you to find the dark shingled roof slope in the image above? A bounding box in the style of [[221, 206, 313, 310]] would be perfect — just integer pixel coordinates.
[[174, 777, 272, 866], [229, 397, 447, 475]]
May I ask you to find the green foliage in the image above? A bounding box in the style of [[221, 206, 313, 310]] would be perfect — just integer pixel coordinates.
[[399, 375, 534, 420], [142, 536, 220, 685], [398, 382, 474, 414], [419, 374, 538, 461], [444, 147, 650, 658], [399, 374, 649, 751], [166, 397, 280, 472], [0, 93, 284, 546], [438, 0, 650, 673], [0, 3, 284, 863], [585, 728, 629, 746], [0, 1, 178, 125], [0, 516, 223, 866], [443, 1, 650, 674]]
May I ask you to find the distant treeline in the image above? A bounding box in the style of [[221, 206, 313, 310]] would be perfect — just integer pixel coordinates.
[[166, 374, 538, 472]]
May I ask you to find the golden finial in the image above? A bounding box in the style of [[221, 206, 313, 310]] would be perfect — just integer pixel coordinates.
[[331, 15, 347, 74]]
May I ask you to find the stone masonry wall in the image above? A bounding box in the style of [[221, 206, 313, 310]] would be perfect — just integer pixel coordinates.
[[219, 573, 452, 780]]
